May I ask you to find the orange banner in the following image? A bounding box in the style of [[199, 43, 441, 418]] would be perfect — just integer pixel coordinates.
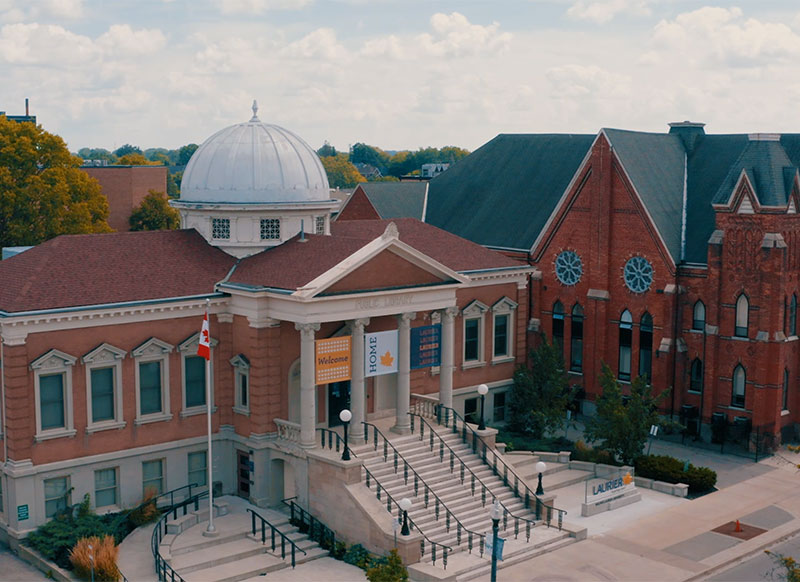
[[315, 336, 352, 385]]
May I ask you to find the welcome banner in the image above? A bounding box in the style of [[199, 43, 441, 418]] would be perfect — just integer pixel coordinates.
[[315, 336, 352, 385], [364, 330, 399, 377]]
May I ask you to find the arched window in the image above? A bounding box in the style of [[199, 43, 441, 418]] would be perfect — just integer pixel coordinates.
[[693, 301, 705, 331], [783, 369, 790, 411], [619, 310, 633, 382], [552, 301, 564, 355], [570, 304, 584, 373], [639, 313, 653, 382], [732, 365, 746, 408], [735, 294, 749, 338], [790, 294, 797, 337], [690, 358, 703, 393]]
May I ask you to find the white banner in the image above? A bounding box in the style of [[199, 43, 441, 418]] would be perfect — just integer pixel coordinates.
[[365, 330, 399, 377]]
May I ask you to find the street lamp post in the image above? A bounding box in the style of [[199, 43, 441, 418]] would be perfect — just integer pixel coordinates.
[[88, 543, 95, 582], [535, 461, 547, 495], [339, 409, 352, 461], [489, 500, 501, 582], [399, 497, 412, 536], [477, 384, 488, 430]]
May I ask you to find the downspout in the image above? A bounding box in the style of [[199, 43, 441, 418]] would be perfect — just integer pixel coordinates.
[[671, 152, 689, 419], [1, 337, 7, 510]]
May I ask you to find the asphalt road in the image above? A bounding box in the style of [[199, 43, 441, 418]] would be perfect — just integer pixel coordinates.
[[707, 533, 800, 581]]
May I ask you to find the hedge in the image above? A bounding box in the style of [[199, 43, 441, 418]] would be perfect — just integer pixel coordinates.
[[634, 454, 717, 494]]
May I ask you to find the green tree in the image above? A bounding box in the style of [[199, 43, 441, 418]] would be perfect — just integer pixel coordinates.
[[129, 190, 180, 231], [508, 335, 574, 438], [317, 141, 337, 158], [167, 171, 183, 198], [117, 153, 159, 166], [350, 143, 390, 173], [584, 363, 667, 465], [321, 154, 366, 189], [366, 549, 408, 582], [0, 116, 110, 247], [76, 147, 117, 163], [178, 143, 199, 166], [113, 143, 141, 157]]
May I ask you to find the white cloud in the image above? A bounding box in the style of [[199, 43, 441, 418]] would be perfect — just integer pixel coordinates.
[[43, 0, 84, 19], [281, 28, 347, 60], [97, 25, 167, 57], [417, 12, 511, 57], [0, 0, 84, 23], [220, 0, 311, 14], [0, 22, 96, 64], [359, 34, 404, 59], [546, 64, 630, 98], [566, 0, 651, 24], [652, 7, 800, 67]]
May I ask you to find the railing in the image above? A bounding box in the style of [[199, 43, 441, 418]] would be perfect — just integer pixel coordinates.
[[282, 496, 336, 553], [248, 508, 307, 568], [412, 397, 567, 530], [362, 422, 484, 558], [407, 413, 537, 541], [317, 427, 353, 455], [275, 418, 301, 443], [151, 488, 209, 582], [362, 466, 454, 569]]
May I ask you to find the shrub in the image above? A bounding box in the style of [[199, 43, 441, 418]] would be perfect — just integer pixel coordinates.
[[571, 440, 619, 465], [366, 549, 408, 582], [69, 535, 120, 581], [128, 488, 160, 527], [331, 540, 347, 559], [343, 543, 371, 570], [634, 454, 717, 494]]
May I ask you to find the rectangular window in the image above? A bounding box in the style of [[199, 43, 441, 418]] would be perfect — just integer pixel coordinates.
[[238, 371, 248, 408], [139, 361, 163, 415], [143, 459, 164, 497], [40, 373, 66, 430], [464, 318, 480, 362], [90, 367, 115, 422], [94, 468, 118, 508], [493, 392, 506, 422], [464, 397, 479, 424], [315, 216, 325, 235], [570, 318, 583, 373], [44, 477, 70, 518], [618, 328, 632, 382], [211, 218, 230, 240], [188, 451, 208, 487], [493, 314, 509, 358], [185, 355, 206, 408], [783, 369, 789, 411], [260, 218, 280, 240]]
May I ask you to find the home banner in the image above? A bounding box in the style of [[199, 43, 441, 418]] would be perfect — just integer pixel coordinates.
[[411, 324, 441, 369], [365, 330, 398, 377], [315, 336, 351, 385]]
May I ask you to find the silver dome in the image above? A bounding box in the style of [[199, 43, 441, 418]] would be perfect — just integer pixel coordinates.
[[180, 104, 329, 204]]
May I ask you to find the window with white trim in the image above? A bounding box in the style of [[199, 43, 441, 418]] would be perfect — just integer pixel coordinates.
[[211, 218, 230, 240], [732, 365, 746, 408], [44, 476, 70, 518], [188, 451, 208, 487], [462, 300, 488, 366], [142, 459, 164, 496], [260, 218, 281, 240], [735, 294, 749, 338], [618, 310, 633, 382], [231, 354, 250, 415], [31, 350, 77, 441], [132, 338, 173, 424], [693, 300, 705, 331], [491, 297, 517, 361], [179, 333, 216, 415], [83, 343, 126, 432], [94, 468, 118, 508]]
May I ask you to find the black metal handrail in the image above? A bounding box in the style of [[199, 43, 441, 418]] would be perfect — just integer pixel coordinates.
[[317, 427, 355, 456], [362, 422, 485, 558], [407, 412, 537, 541], [281, 496, 336, 553], [362, 465, 454, 569], [412, 397, 567, 530], [248, 508, 307, 568], [150, 489, 209, 582]]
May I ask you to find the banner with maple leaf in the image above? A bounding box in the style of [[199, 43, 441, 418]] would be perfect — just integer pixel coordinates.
[[365, 330, 398, 377]]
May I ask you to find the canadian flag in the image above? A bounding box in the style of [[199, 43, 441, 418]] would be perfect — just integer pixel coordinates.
[[197, 311, 211, 360]]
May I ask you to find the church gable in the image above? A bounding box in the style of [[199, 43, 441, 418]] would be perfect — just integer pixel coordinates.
[[336, 186, 380, 221], [322, 249, 453, 295]]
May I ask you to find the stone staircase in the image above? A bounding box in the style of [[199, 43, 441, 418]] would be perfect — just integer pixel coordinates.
[[505, 452, 594, 492], [351, 428, 579, 580], [159, 504, 328, 582]]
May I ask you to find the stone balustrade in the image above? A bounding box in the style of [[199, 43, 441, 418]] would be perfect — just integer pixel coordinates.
[[275, 418, 302, 443]]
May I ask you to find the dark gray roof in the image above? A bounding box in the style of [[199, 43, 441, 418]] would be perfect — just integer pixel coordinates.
[[425, 134, 595, 250], [712, 139, 795, 207], [357, 182, 428, 220]]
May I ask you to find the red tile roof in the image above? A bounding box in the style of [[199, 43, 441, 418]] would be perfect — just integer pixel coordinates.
[[230, 218, 522, 290], [0, 230, 235, 313]]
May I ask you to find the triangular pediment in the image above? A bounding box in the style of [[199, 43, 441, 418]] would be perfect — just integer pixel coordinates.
[[82, 343, 126, 364], [294, 223, 466, 298], [30, 349, 76, 370], [179, 332, 219, 353], [132, 337, 174, 358]]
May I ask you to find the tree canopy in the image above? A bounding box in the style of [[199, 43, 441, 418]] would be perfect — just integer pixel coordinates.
[[129, 190, 180, 231], [321, 154, 366, 189], [113, 144, 142, 158], [0, 116, 110, 247], [117, 153, 160, 166]]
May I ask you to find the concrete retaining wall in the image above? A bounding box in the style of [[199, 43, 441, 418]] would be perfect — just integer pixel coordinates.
[[634, 477, 689, 498]]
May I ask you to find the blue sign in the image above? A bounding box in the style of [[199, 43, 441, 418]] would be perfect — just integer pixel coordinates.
[[410, 325, 441, 369]]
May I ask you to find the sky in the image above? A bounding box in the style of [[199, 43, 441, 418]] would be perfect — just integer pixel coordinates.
[[1, 0, 800, 154]]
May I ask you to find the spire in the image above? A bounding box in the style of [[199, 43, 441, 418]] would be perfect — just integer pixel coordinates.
[[250, 100, 259, 122]]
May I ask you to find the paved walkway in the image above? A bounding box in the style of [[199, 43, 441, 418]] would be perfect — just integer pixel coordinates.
[[0, 545, 48, 581]]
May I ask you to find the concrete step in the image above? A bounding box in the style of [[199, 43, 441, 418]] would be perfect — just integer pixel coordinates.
[[181, 552, 287, 582], [172, 538, 266, 573], [540, 468, 593, 491], [170, 529, 249, 556]]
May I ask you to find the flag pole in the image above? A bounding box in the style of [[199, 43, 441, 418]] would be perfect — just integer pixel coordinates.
[[201, 298, 217, 537]]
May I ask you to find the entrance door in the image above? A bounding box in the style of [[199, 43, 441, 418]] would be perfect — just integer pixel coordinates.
[[327, 381, 350, 426], [237, 451, 250, 498]]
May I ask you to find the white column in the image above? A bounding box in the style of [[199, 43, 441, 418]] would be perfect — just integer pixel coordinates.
[[350, 318, 369, 443], [295, 322, 320, 449], [393, 312, 416, 434], [439, 306, 458, 410]]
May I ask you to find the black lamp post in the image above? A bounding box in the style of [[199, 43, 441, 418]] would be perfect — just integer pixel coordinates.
[[489, 500, 501, 582], [339, 409, 352, 461], [399, 497, 412, 536], [535, 461, 546, 495], [477, 384, 488, 430]]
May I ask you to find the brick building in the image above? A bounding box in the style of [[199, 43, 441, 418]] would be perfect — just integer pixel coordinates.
[[346, 122, 799, 444], [0, 105, 528, 540], [80, 165, 168, 232]]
